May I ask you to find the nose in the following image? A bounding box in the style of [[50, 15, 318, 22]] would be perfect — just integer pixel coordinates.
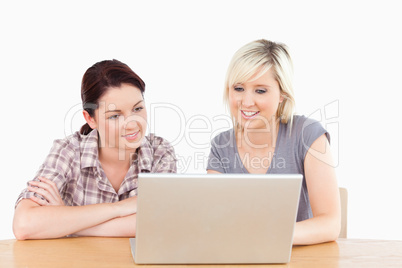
[[123, 116, 139, 130], [241, 90, 255, 108]]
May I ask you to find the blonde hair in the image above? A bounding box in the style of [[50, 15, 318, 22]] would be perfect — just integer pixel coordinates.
[[224, 39, 295, 127]]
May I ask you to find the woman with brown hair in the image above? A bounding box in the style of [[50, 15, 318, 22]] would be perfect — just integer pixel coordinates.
[[13, 59, 176, 240]]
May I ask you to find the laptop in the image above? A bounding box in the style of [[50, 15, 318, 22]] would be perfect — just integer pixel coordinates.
[[130, 173, 302, 264]]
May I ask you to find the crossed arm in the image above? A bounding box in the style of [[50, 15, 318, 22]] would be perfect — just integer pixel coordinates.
[[13, 177, 137, 240]]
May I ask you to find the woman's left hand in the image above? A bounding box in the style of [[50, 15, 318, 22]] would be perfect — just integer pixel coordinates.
[[28, 177, 65, 206]]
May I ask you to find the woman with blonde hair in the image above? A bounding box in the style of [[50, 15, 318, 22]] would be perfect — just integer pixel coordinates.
[[207, 39, 340, 245]]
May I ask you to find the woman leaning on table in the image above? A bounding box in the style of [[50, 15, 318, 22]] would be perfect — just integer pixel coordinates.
[[13, 59, 176, 240], [207, 39, 341, 245]]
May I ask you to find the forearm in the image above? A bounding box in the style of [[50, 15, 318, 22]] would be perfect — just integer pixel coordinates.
[[293, 214, 340, 245], [74, 214, 136, 237], [13, 200, 125, 240]]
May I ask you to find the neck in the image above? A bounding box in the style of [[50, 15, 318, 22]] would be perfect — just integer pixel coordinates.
[[98, 147, 134, 168], [237, 119, 279, 149]]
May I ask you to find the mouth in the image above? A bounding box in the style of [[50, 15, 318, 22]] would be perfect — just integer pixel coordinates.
[[122, 131, 140, 141], [241, 110, 260, 120]]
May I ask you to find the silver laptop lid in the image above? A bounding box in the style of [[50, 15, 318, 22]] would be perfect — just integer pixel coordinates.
[[133, 173, 302, 264]]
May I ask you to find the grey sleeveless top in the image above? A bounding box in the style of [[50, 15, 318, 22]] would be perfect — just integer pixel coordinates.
[[206, 115, 329, 222]]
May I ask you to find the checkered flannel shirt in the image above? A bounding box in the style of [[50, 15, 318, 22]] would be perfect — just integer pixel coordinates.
[[16, 129, 177, 206]]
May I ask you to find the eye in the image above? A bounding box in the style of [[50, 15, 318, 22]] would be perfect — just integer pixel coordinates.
[[234, 86, 244, 92], [255, 88, 267, 94], [107, 114, 120, 120], [133, 106, 144, 112]]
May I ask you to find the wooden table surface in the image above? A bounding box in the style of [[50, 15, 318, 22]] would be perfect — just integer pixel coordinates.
[[1, 237, 402, 267]]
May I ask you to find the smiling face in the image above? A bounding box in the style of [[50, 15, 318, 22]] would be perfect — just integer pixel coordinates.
[[229, 67, 283, 130], [85, 83, 147, 153]]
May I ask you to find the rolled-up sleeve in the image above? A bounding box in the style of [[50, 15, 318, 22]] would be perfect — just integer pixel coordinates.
[[15, 138, 74, 207]]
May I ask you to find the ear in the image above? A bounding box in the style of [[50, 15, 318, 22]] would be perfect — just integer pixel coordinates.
[[83, 110, 97, 129], [279, 94, 285, 104]]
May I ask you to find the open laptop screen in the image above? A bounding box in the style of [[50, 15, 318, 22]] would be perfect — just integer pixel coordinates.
[[132, 173, 302, 264]]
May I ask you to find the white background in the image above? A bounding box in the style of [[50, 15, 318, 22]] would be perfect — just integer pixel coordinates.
[[1, 1, 401, 240]]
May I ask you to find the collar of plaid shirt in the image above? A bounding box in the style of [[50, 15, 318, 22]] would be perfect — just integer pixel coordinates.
[[79, 129, 152, 172]]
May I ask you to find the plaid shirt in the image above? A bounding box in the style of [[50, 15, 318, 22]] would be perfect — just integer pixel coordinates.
[[16, 130, 177, 206]]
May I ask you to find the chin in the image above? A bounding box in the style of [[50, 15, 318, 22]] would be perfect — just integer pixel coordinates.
[[241, 123, 266, 131], [123, 139, 144, 151]]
